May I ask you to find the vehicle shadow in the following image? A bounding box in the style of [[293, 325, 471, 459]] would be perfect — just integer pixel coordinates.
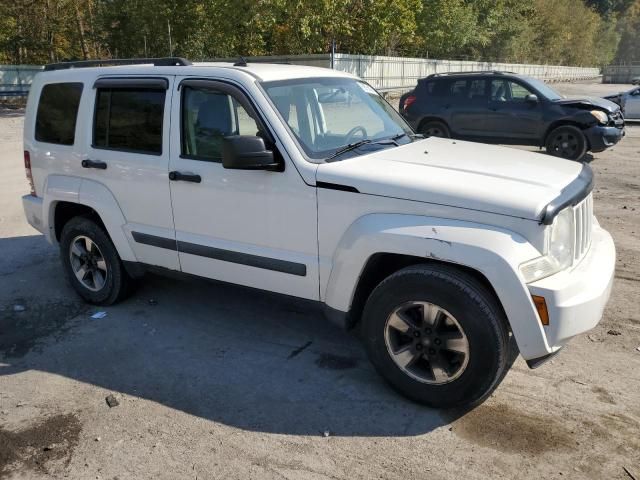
[[0, 234, 462, 437]]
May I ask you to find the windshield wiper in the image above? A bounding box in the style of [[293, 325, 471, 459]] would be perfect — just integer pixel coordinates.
[[391, 132, 424, 141], [326, 139, 372, 161]]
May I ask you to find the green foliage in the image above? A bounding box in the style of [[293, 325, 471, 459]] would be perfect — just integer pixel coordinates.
[[0, 0, 633, 66]]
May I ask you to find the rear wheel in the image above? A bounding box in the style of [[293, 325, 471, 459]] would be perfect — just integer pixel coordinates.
[[60, 216, 132, 305], [361, 264, 510, 408], [545, 125, 587, 161], [419, 120, 450, 138]]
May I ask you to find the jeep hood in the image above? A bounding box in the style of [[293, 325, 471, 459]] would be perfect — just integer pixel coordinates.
[[316, 138, 587, 221], [552, 95, 620, 113]]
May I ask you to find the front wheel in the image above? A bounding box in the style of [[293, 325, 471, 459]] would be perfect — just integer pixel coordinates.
[[545, 125, 587, 161], [60, 216, 132, 305], [361, 264, 511, 409]]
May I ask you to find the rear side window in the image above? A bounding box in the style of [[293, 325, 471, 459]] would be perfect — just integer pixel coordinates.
[[35, 83, 83, 145], [94, 88, 165, 154]]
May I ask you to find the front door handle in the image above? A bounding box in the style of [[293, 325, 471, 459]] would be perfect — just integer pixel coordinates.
[[169, 171, 201, 183], [81, 159, 107, 170]]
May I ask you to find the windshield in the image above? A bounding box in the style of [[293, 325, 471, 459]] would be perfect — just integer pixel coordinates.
[[262, 77, 414, 160], [525, 77, 563, 100]]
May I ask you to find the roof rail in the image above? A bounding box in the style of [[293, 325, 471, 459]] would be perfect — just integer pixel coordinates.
[[427, 70, 516, 78], [43, 57, 192, 71]]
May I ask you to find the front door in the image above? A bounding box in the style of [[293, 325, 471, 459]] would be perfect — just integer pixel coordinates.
[[486, 79, 543, 141], [167, 77, 319, 300]]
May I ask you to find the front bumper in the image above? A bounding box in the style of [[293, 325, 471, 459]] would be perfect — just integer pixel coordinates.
[[22, 194, 46, 235], [585, 125, 625, 152], [527, 224, 615, 355]]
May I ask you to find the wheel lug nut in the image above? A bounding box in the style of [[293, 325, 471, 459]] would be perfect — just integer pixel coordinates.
[[434, 338, 441, 345], [425, 328, 432, 334], [428, 348, 436, 355], [416, 344, 423, 351]]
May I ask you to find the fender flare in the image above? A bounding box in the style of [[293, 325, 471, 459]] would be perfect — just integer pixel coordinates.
[[323, 214, 552, 360], [43, 175, 137, 262]]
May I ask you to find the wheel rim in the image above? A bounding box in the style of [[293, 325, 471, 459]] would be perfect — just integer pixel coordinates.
[[69, 235, 108, 292], [550, 131, 579, 158], [384, 301, 470, 384], [424, 126, 445, 137]]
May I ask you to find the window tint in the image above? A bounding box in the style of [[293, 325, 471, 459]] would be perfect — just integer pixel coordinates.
[[448, 80, 468, 98], [491, 79, 534, 102], [181, 87, 259, 161], [468, 79, 487, 100], [94, 88, 165, 154], [35, 83, 83, 145]]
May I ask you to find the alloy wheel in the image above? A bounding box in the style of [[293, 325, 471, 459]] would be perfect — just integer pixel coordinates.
[[69, 235, 108, 292], [384, 301, 470, 384]]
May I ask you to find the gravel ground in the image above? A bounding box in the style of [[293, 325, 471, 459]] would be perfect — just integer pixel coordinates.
[[0, 80, 638, 480]]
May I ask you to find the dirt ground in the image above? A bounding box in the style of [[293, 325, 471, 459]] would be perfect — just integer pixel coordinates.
[[0, 80, 638, 480]]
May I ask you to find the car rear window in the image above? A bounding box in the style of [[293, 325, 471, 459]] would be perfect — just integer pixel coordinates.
[[94, 88, 165, 155], [35, 83, 83, 145]]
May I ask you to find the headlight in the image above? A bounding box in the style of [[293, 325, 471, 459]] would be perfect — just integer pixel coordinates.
[[520, 208, 574, 283], [590, 110, 608, 124]]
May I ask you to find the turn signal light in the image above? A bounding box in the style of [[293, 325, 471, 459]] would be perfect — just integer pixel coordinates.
[[532, 295, 549, 326]]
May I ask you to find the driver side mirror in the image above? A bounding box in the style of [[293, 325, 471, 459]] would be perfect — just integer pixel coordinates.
[[525, 94, 538, 104], [222, 136, 282, 172]]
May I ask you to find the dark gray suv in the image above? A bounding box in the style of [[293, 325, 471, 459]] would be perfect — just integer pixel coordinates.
[[399, 71, 625, 160]]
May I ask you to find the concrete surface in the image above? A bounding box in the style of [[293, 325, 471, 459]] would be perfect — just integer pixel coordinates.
[[0, 82, 639, 480]]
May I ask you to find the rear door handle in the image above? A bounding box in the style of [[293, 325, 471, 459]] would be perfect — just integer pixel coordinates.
[[81, 159, 107, 170], [169, 171, 201, 183]]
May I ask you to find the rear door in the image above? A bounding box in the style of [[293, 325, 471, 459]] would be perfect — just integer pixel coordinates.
[[82, 76, 179, 270], [486, 78, 543, 140]]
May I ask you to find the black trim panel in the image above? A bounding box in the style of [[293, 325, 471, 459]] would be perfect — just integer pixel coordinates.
[[177, 240, 306, 276], [93, 77, 169, 90], [131, 231, 177, 250], [316, 181, 359, 193], [540, 164, 593, 225], [131, 231, 306, 277]]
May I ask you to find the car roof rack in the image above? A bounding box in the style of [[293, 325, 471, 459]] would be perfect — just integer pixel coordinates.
[[427, 70, 516, 78], [43, 57, 192, 71]]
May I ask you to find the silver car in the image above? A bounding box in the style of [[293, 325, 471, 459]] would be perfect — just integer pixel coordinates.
[[604, 87, 640, 120]]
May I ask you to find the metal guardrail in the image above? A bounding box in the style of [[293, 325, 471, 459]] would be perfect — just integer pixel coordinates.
[[602, 65, 640, 84], [0, 57, 600, 98], [0, 65, 44, 97]]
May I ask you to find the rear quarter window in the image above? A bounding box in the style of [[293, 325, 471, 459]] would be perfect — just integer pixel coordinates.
[[35, 83, 84, 145]]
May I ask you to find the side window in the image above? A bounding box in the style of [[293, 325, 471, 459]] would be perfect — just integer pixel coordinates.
[[490, 79, 508, 102], [181, 87, 259, 161], [448, 80, 468, 99], [508, 81, 534, 102], [35, 83, 83, 145], [468, 79, 487, 100], [94, 88, 165, 154]]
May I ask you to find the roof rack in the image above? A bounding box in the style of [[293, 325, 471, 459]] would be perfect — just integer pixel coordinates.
[[427, 70, 515, 78], [43, 57, 192, 71]]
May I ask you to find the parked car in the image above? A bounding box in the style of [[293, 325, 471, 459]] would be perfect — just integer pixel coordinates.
[[22, 58, 615, 409], [399, 71, 625, 160], [603, 86, 640, 120], [632, 76, 640, 85]]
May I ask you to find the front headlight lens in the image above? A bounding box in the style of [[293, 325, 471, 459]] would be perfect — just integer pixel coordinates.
[[590, 110, 608, 124], [520, 208, 574, 283]]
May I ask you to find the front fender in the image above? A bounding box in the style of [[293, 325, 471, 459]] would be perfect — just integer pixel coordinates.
[[323, 214, 551, 360]]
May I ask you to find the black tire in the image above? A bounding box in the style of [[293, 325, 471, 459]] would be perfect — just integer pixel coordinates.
[[419, 120, 450, 138], [361, 264, 510, 409], [545, 125, 588, 161], [59, 216, 132, 305]]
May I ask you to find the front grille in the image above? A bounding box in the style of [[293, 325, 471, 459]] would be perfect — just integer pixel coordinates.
[[573, 194, 593, 262]]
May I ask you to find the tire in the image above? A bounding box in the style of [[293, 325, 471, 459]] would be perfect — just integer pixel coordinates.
[[545, 125, 587, 161], [59, 216, 132, 305], [419, 120, 450, 138], [361, 264, 510, 409]]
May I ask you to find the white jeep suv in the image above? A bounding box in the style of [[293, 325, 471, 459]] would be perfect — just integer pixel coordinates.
[[22, 58, 616, 408]]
